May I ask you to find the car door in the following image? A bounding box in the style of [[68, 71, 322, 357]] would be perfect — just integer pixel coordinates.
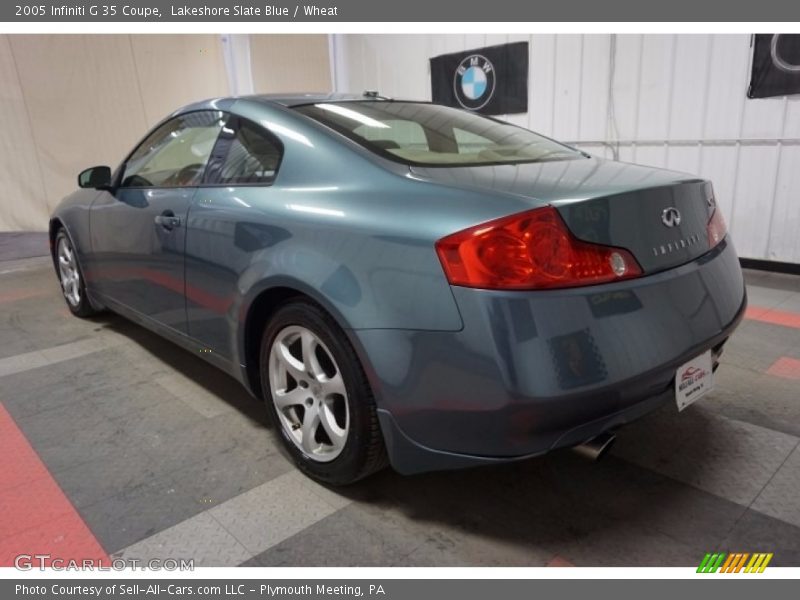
[[89, 110, 227, 334], [184, 115, 285, 358]]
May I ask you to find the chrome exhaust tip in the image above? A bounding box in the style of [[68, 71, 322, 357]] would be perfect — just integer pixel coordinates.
[[572, 432, 616, 461]]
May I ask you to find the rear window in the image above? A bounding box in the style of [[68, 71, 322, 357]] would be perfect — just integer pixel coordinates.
[[293, 101, 583, 167]]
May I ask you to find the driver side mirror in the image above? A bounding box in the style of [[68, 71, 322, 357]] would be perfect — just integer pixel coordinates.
[[78, 166, 112, 190]]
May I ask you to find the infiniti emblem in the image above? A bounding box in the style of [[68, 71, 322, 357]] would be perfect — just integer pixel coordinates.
[[661, 207, 681, 228]]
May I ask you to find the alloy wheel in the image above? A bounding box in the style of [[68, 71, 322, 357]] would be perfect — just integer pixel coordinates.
[[57, 236, 81, 307], [268, 325, 350, 462]]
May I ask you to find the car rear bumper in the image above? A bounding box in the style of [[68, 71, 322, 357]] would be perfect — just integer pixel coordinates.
[[352, 237, 746, 474]]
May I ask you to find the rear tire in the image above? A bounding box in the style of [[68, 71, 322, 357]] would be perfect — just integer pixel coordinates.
[[54, 229, 98, 318], [260, 299, 388, 485]]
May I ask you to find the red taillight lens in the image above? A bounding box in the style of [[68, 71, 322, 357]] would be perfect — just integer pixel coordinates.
[[435, 206, 642, 290], [707, 207, 727, 248]]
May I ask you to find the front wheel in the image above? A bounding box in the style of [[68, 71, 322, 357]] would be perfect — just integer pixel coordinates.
[[55, 229, 99, 318], [260, 299, 387, 485]]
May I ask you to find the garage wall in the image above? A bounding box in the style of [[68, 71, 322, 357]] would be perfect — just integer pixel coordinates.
[[0, 34, 229, 231], [0, 34, 331, 232], [250, 34, 331, 94], [333, 34, 800, 264]]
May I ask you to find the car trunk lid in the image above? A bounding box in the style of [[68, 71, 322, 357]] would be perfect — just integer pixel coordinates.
[[410, 157, 716, 275]]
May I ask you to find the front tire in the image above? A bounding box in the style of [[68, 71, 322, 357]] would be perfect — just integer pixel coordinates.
[[260, 299, 387, 485], [55, 229, 98, 318]]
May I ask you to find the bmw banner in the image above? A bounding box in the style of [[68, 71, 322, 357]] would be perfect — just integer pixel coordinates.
[[430, 42, 529, 115], [748, 34, 800, 98]]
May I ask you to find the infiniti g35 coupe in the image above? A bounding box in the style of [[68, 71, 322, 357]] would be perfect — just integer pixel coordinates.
[[50, 93, 746, 485]]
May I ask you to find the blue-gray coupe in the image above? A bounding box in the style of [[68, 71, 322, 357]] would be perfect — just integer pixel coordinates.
[[50, 93, 746, 484]]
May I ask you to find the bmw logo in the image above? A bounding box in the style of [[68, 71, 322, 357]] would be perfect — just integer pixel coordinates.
[[454, 54, 496, 110]]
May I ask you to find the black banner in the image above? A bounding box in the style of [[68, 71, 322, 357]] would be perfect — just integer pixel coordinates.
[[748, 34, 800, 98], [430, 42, 528, 115]]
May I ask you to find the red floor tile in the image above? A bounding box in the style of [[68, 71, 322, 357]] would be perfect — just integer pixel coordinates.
[[547, 555, 575, 567], [766, 356, 800, 381], [0, 289, 49, 304], [0, 514, 107, 568], [746, 305, 800, 330], [0, 478, 73, 538], [0, 404, 108, 567]]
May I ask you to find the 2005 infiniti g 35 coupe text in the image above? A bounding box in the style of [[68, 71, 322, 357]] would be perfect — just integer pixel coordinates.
[[50, 93, 746, 485]]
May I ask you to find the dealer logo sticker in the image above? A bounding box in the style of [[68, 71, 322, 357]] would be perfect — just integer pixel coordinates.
[[454, 54, 496, 110], [675, 350, 714, 411]]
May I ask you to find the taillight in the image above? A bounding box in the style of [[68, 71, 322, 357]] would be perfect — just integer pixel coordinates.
[[435, 206, 642, 290], [707, 207, 727, 248]]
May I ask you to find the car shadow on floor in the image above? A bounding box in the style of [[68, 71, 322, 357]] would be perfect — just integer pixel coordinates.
[[88, 312, 271, 429], [335, 408, 737, 566]]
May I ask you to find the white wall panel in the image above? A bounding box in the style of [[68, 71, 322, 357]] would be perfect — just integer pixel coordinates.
[[769, 146, 800, 261], [731, 146, 780, 259], [669, 35, 711, 140], [697, 146, 739, 219], [529, 34, 557, 136], [579, 35, 611, 141], [552, 35, 583, 140], [703, 35, 749, 140], [336, 33, 800, 263], [635, 35, 675, 141], [666, 145, 701, 175], [635, 145, 668, 170], [783, 96, 800, 137], [610, 35, 643, 142]]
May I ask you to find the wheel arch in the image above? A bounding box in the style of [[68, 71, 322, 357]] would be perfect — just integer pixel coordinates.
[[48, 217, 65, 271], [239, 278, 361, 401]]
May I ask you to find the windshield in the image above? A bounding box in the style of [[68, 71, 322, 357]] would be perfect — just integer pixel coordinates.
[[293, 101, 584, 167]]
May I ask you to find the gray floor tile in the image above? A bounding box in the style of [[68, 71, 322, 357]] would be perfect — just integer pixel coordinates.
[[0, 232, 48, 260], [775, 297, 800, 315], [109, 397, 208, 448], [138, 411, 274, 476], [722, 320, 799, 373], [1, 368, 95, 419], [155, 373, 236, 418], [705, 363, 800, 438], [616, 405, 799, 506], [751, 444, 800, 528], [9, 398, 140, 473], [744, 269, 800, 294], [745, 285, 795, 310], [78, 477, 209, 553], [209, 471, 347, 555], [245, 507, 410, 567], [331, 465, 568, 566], [551, 519, 705, 566], [531, 454, 748, 549], [158, 448, 292, 510], [52, 445, 167, 509], [86, 380, 170, 421], [720, 509, 800, 567], [115, 512, 251, 567]]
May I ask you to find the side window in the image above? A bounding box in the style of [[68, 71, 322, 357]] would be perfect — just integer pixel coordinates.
[[122, 111, 226, 188], [353, 119, 429, 152], [217, 118, 283, 185]]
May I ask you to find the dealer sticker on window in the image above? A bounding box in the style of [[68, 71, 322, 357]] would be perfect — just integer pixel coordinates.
[[675, 350, 714, 411]]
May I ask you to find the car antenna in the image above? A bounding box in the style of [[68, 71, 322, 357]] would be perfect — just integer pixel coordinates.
[[363, 90, 392, 101]]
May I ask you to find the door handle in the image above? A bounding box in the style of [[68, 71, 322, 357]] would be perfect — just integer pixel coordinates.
[[154, 211, 181, 230]]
